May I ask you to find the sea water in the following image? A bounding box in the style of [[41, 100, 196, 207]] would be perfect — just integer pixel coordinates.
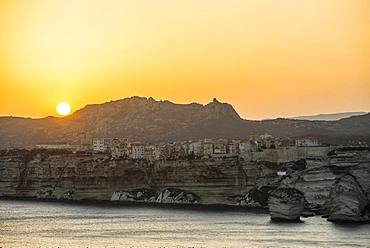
[[1, 199, 369, 248]]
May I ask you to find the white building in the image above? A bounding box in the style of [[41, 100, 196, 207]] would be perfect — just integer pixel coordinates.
[[80, 132, 92, 151], [111, 138, 130, 157], [131, 143, 145, 159], [213, 140, 227, 154], [238, 141, 254, 160], [92, 138, 112, 152], [188, 141, 203, 156], [228, 142, 239, 155], [295, 137, 319, 147], [153, 147, 161, 160], [203, 142, 214, 156]]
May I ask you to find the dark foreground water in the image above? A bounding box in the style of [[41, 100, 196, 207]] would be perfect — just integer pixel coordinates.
[[1, 199, 369, 248]]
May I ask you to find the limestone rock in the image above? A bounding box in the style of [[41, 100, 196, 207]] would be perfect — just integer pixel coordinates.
[[35, 189, 54, 199], [120, 192, 131, 201], [327, 175, 369, 223], [280, 166, 337, 213], [268, 188, 305, 221], [234, 186, 276, 208], [110, 188, 199, 204], [0, 150, 248, 205], [110, 192, 121, 201]]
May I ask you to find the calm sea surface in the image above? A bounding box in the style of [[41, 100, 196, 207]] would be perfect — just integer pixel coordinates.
[[0, 199, 369, 248]]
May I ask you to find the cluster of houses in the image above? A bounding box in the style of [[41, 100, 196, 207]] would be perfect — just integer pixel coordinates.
[[34, 133, 324, 162], [85, 134, 320, 161]]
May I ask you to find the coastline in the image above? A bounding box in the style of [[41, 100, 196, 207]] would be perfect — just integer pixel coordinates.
[[0, 196, 269, 214], [1, 147, 369, 223], [3, 197, 370, 226]]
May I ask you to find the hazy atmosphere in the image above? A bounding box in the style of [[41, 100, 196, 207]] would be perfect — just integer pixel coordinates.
[[1, 2, 370, 247], [0, 0, 369, 119]]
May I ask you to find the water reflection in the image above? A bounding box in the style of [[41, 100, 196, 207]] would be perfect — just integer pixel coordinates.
[[1, 199, 369, 248]]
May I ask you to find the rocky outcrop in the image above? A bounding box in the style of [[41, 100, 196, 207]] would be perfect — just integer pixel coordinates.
[[230, 160, 305, 208], [327, 175, 369, 223], [111, 188, 199, 204], [280, 165, 337, 213], [279, 147, 370, 222], [233, 186, 276, 208], [35, 188, 74, 200], [232, 159, 311, 208], [268, 188, 305, 221], [111, 188, 156, 202]]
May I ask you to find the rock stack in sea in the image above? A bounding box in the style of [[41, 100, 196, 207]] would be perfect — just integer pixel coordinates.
[[268, 188, 305, 221], [327, 175, 369, 223], [279, 166, 337, 214], [271, 147, 370, 223]]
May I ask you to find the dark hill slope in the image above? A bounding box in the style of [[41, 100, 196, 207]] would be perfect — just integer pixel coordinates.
[[0, 97, 369, 148]]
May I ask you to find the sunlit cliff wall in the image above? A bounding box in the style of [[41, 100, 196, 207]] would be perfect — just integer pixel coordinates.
[[0, 150, 271, 205]]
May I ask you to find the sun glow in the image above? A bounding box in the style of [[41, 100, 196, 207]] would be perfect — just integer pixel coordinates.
[[0, 1, 369, 119], [56, 102, 71, 116]]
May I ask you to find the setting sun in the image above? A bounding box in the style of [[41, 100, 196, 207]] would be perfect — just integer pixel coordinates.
[[0, 1, 369, 120], [0, 1, 369, 247], [56, 102, 71, 116]]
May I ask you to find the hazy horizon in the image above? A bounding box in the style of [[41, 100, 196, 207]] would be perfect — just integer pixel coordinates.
[[0, 95, 368, 120], [1, 2, 370, 247]]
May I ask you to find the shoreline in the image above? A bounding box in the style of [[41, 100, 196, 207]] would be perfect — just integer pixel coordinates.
[[0, 196, 269, 214], [2, 197, 370, 225]]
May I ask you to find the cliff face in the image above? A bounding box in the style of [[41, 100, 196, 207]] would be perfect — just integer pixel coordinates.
[[1, 148, 369, 222], [327, 174, 368, 222], [281, 148, 370, 210], [269, 188, 305, 221], [0, 150, 255, 205], [272, 148, 370, 222]]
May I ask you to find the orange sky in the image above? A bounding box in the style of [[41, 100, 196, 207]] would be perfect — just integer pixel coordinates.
[[0, 0, 369, 119]]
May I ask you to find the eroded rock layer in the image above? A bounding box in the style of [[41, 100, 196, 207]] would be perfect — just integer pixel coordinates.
[[277, 148, 370, 222], [1, 147, 369, 223], [268, 188, 305, 221], [0, 150, 256, 205]]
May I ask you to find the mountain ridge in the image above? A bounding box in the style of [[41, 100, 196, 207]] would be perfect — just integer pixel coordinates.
[[0, 96, 369, 148], [291, 112, 368, 121]]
